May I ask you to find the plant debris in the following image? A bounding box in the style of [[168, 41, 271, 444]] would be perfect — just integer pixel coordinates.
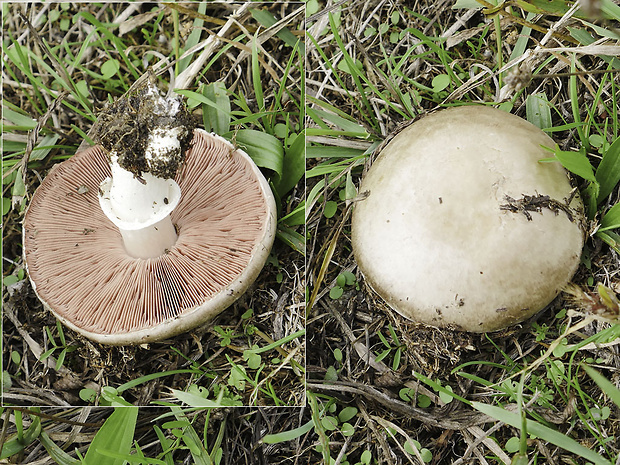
[[500, 193, 576, 222], [91, 73, 195, 179]]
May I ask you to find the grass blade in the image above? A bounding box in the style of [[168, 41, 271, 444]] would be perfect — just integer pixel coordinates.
[[262, 420, 314, 444], [583, 365, 620, 409], [599, 202, 620, 231], [250, 8, 302, 51], [276, 224, 305, 255], [0, 414, 41, 460], [595, 137, 620, 204], [39, 432, 80, 465], [471, 402, 612, 465]]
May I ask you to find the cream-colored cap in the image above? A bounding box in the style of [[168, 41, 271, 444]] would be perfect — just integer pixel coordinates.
[[352, 105, 585, 332]]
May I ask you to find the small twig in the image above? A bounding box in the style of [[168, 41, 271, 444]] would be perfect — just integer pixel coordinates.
[[306, 379, 492, 430], [16, 90, 70, 197], [17, 12, 76, 88]]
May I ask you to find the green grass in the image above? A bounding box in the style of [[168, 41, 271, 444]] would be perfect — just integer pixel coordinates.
[[2, 0, 620, 463], [306, 1, 620, 464], [2, 5, 305, 461], [0, 405, 310, 464]]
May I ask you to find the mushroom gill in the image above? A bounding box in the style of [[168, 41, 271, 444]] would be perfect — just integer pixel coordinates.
[[23, 130, 273, 338]]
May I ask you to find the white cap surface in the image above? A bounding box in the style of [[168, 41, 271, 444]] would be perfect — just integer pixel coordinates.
[[352, 105, 585, 332]]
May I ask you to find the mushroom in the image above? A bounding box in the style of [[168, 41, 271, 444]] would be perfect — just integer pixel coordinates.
[[351, 105, 585, 332], [23, 82, 277, 345]]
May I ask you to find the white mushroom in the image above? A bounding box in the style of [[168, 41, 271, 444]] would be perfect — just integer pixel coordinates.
[[23, 84, 277, 345], [352, 105, 585, 332]]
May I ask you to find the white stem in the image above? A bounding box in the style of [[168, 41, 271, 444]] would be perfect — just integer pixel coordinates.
[[117, 216, 178, 259], [97, 81, 188, 259], [99, 157, 181, 259]]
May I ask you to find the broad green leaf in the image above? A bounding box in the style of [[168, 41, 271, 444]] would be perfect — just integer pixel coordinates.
[[273, 131, 305, 197], [262, 420, 314, 444], [243, 349, 262, 370], [30, 134, 60, 161], [541, 146, 597, 183], [431, 74, 451, 92], [472, 402, 612, 465], [202, 82, 231, 135], [306, 0, 320, 16], [599, 202, 620, 232], [338, 406, 358, 423], [341, 422, 355, 436], [323, 200, 337, 218], [595, 137, 620, 204], [329, 286, 343, 299], [84, 406, 138, 465], [526, 93, 552, 130], [228, 365, 247, 390], [100, 59, 120, 79], [321, 415, 338, 431], [230, 129, 284, 177], [99, 386, 132, 407]]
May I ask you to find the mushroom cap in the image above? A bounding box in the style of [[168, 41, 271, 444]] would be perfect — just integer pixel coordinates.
[[23, 129, 277, 345], [351, 105, 585, 332]]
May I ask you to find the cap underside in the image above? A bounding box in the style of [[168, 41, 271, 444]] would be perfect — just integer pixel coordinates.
[[24, 131, 274, 340]]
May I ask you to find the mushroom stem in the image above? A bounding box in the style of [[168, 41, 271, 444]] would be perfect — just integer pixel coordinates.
[[99, 156, 181, 259], [116, 216, 178, 259], [95, 78, 193, 259]]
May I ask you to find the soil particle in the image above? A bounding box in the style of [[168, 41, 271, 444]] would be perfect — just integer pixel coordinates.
[[91, 73, 195, 179]]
